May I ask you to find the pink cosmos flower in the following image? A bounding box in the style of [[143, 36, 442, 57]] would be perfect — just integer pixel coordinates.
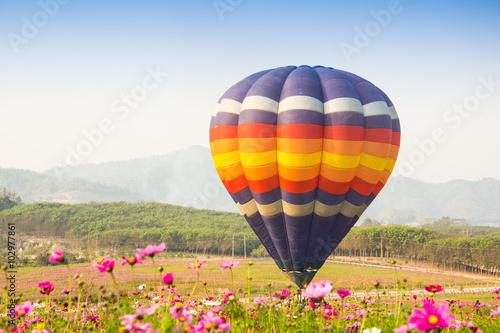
[[278, 289, 291, 300], [92, 255, 110, 268], [97, 259, 115, 273], [220, 259, 239, 269], [302, 280, 333, 299], [136, 304, 159, 318], [136, 242, 166, 259], [408, 302, 454, 332], [425, 284, 444, 293], [49, 250, 64, 263], [60, 289, 75, 294], [15, 301, 34, 318], [38, 281, 54, 295], [188, 260, 207, 273], [195, 311, 231, 332], [491, 306, 500, 316], [121, 255, 142, 266], [491, 288, 500, 294], [162, 273, 174, 285], [337, 289, 351, 298], [170, 303, 193, 322], [393, 323, 416, 333]]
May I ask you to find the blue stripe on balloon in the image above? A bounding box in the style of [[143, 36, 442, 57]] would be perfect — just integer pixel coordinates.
[[324, 111, 364, 127], [315, 188, 346, 206], [281, 189, 317, 205], [264, 214, 292, 266], [218, 69, 272, 103], [392, 119, 401, 132], [284, 213, 313, 270], [245, 66, 296, 101], [280, 66, 323, 101], [251, 188, 281, 205], [239, 109, 277, 125], [354, 81, 386, 105], [379, 89, 394, 108], [277, 109, 323, 125], [364, 114, 392, 129], [215, 112, 239, 126], [245, 213, 281, 263], [231, 187, 254, 205], [344, 188, 369, 206]]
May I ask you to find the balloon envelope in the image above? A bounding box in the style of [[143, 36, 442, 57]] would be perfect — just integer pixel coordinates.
[[209, 66, 400, 288]]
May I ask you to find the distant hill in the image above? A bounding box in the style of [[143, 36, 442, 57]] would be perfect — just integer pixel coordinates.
[[0, 168, 149, 203], [2, 145, 499, 227]]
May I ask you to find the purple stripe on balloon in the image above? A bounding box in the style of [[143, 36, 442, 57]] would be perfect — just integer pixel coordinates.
[[354, 81, 386, 105], [277, 109, 324, 125], [364, 114, 392, 129], [392, 119, 401, 132], [324, 111, 364, 127], [320, 78, 360, 101], [307, 214, 337, 259], [284, 213, 313, 269], [344, 188, 369, 206], [209, 116, 216, 129], [245, 213, 280, 262], [218, 69, 272, 103], [215, 112, 239, 126], [281, 189, 317, 205], [280, 66, 323, 101], [251, 187, 281, 205], [246, 66, 295, 101], [316, 188, 346, 206], [239, 109, 277, 125], [231, 187, 254, 205], [263, 213, 291, 264], [379, 89, 395, 108]]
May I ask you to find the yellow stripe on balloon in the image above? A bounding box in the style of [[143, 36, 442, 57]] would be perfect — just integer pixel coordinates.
[[321, 152, 361, 169], [212, 151, 241, 168], [385, 158, 396, 172], [240, 150, 276, 167], [359, 153, 388, 171], [277, 151, 321, 168]]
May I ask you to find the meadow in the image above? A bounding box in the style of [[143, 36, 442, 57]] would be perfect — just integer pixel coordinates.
[[2, 247, 500, 332]]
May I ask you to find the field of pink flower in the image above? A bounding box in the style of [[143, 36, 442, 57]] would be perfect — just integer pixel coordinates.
[[2, 245, 500, 332]]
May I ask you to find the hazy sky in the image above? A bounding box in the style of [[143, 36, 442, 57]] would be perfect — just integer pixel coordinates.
[[1, 0, 499, 183]]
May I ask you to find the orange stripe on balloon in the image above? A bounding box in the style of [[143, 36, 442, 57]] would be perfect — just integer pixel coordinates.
[[211, 138, 239, 155], [355, 165, 383, 184], [362, 141, 391, 158], [379, 170, 391, 184], [319, 164, 356, 183], [277, 138, 322, 154], [278, 164, 320, 182], [318, 176, 350, 195], [322, 139, 363, 155], [277, 124, 323, 139], [238, 123, 276, 138], [324, 126, 364, 141], [247, 175, 280, 193], [218, 163, 245, 182], [279, 176, 318, 194], [239, 137, 276, 153], [243, 164, 277, 181]]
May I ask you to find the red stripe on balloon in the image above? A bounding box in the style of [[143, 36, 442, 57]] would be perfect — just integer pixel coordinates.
[[226, 174, 248, 194], [391, 132, 401, 146], [372, 181, 385, 195], [323, 126, 364, 141], [318, 176, 351, 195], [277, 124, 323, 139], [364, 128, 392, 144], [247, 176, 280, 194], [238, 123, 277, 138], [279, 176, 319, 194], [350, 177, 375, 196], [212, 125, 238, 140]]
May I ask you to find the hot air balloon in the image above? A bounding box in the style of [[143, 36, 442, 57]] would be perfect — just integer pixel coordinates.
[[209, 65, 400, 288]]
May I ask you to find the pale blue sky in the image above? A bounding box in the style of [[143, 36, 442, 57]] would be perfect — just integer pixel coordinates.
[[1, 0, 499, 183]]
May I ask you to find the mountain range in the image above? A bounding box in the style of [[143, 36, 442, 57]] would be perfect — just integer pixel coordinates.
[[1, 145, 499, 226]]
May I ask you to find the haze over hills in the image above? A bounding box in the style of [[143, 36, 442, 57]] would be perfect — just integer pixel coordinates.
[[1, 145, 499, 227]]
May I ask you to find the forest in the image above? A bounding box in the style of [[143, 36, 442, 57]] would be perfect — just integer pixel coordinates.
[[1, 201, 500, 274]]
